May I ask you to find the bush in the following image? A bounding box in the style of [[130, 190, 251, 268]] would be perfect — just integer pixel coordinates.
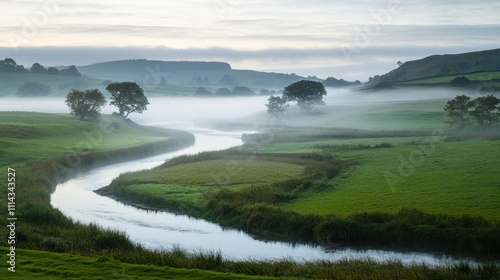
[[450, 76, 472, 87], [17, 81, 52, 97]]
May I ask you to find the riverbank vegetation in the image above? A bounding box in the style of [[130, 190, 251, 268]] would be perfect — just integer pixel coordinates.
[[2, 246, 500, 280]]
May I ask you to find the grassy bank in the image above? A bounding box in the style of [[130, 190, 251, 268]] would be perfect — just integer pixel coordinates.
[[2, 246, 499, 280]]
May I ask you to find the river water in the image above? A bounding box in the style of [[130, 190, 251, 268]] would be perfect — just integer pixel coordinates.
[[0, 96, 494, 265], [50, 126, 484, 266]]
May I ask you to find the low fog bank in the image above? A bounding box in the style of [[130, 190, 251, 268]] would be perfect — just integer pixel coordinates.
[[325, 86, 475, 104], [0, 87, 471, 132]]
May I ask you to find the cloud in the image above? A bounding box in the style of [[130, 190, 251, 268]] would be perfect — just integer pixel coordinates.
[[1, 1, 500, 80]]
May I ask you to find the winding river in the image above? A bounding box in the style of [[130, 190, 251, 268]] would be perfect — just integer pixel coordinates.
[[1, 97, 494, 266], [50, 125, 486, 266]]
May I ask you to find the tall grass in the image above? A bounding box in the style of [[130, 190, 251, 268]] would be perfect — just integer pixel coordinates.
[[102, 246, 500, 279]]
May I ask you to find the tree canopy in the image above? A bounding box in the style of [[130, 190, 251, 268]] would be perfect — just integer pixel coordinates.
[[60, 65, 82, 77], [106, 82, 149, 118], [444, 94, 500, 129], [0, 58, 27, 73], [232, 86, 254, 96], [282, 80, 327, 113], [30, 63, 47, 74], [469, 95, 500, 127], [65, 89, 107, 120], [195, 87, 213, 96], [443, 95, 472, 129]]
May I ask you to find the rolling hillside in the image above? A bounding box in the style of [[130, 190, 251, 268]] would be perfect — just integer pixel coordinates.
[[78, 59, 312, 89], [375, 48, 500, 83]]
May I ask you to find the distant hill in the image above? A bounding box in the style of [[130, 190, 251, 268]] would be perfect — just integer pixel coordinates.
[[78, 59, 314, 89], [371, 48, 500, 83], [322, 77, 361, 87], [79, 60, 231, 81]]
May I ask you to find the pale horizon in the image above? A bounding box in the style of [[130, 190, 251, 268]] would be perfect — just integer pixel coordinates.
[[1, 0, 500, 80]]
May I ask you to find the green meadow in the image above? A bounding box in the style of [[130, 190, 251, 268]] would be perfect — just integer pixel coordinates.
[[0, 112, 183, 166], [259, 136, 500, 220], [1, 98, 499, 279], [397, 71, 500, 85]]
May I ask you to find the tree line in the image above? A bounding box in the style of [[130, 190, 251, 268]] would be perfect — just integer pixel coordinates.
[[0, 58, 81, 77], [65, 82, 149, 120], [444, 94, 500, 129]]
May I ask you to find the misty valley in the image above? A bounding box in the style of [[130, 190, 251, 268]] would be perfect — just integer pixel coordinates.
[[1, 48, 500, 280]]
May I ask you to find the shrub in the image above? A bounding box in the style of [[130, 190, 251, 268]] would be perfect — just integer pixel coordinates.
[[17, 81, 52, 97]]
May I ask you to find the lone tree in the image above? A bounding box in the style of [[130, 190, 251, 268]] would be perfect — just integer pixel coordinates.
[[282, 80, 327, 113], [266, 95, 289, 115], [443, 95, 472, 129], [65, 89, 107, 120], [106, 82, 149, 118], [469, 95, 500, 127]]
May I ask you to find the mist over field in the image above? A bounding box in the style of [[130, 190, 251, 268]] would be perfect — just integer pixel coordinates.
[[0, 86, 462, 132]]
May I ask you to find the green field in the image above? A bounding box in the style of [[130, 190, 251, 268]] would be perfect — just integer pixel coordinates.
[[1, 101, 499, 279], [397, 71, 500, 85], [0, 112, 180, 165], [257, 136, 500, 220], [107, 155, 306, 209]]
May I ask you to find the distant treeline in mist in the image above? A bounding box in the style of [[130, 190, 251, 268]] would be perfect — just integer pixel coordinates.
[[0, 58, 81, 77]]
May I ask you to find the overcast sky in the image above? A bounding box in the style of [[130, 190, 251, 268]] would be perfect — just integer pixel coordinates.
[[1, 0, 499, 80]]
